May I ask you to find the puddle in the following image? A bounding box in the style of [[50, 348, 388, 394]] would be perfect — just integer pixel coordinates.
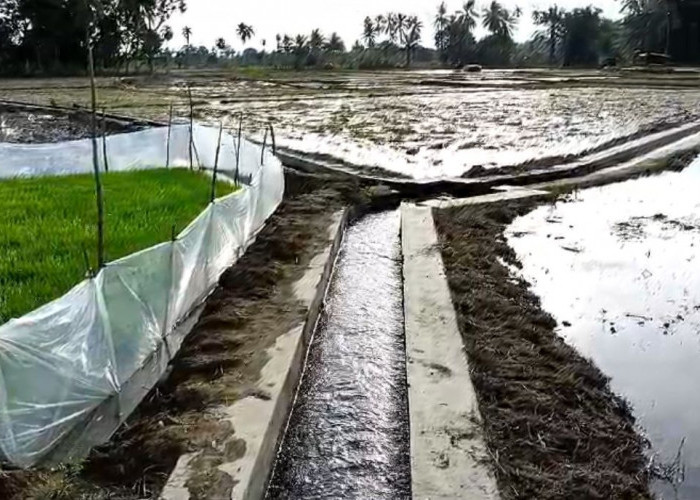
[[507, 159, 700, 499], [266, 210, 410, 499]]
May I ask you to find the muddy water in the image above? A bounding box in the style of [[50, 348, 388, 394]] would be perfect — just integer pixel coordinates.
[[266, 210, 410, 499], [208, 84, 700, 179], [507, 160, 700, 499]]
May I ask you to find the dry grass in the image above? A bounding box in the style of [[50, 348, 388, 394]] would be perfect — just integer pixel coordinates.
[[435, 201, 652, 500]]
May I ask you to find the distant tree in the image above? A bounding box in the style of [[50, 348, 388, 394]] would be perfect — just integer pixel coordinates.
[[294, 34, 308, 55], [326, 32, 346, 52], [482, 1, 519, 39], [399, 15, 423, 66], [363, 17, 377, 48], [434, 2, 449, 52], [282, 34, 294, 53], [215, 37, 226, 51], [275, 33, 282, 51], [460, 0, 479, 31], [182, 26, 192, 46], [533, 6, 565, 65], [309, 29, 325, 51], [562, 6, 603, 66], [236, 23, 255, 45]]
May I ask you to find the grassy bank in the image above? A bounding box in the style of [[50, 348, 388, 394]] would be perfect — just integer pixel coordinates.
[[0, 169, 234, 323], [434, 201, 651, 499]]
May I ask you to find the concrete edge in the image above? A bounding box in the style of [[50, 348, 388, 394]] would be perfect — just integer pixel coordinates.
[[401, 203, 500, 500], [160, 208, 350, 500]]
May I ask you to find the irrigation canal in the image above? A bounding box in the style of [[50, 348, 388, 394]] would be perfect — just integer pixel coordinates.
[[266, 210, 411, 499]]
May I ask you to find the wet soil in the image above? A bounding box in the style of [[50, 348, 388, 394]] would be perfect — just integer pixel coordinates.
[[434, 201, 651, 500], [0, 172, 362, 500], [3, 70, 700, 179], [0, 104, 142, 143], [267, 210, 410, 499]]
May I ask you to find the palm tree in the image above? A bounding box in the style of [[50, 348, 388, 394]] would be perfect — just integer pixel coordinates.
[[215, 37, 227, 57], [309, 29, 325, 51], [326, 32, 346, 52], [482, 1, 518, 39], [460, 0, 479, 31], [401, 16, 423, 67], [434, 2, 449, 52], [374, 15, 387, 37], [385, 12, 399, 43], [182, 26, 192, 46], [363, 17, 377, 48], [276, 34, 282, 52], [294, 35, 308, 55], [533, 6, 565, 65], [236, 23, 255, 45], [282, 34, 294, 54]]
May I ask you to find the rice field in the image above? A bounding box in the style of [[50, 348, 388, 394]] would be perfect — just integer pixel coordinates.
[[0, 168, 234, 323]]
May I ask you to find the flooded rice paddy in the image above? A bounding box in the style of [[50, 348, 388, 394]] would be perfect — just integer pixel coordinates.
[[3, 70, 700, 179], [507, 159, 700, 499], [214, 84, 700, 179]]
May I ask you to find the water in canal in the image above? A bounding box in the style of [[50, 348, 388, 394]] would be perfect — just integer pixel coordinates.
[[266, 210, 411, 499]]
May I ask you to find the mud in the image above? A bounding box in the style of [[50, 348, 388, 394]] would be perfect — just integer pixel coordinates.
[[3, 70, 700, 178], [434, 201, 651, 500], [0, 104, 142, 143], [0, 173, 361, 500]]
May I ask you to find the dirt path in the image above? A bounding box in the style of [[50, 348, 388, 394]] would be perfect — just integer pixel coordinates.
[[434, 201, 651, 499]]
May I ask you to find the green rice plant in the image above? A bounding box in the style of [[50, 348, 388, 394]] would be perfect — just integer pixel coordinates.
[[0, 168, 235, 323]]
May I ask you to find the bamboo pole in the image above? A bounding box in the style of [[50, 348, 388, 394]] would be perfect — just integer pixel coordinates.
[[188, 86, 194, 171], [101, 108, 109, 173], [235, 115, 243, 185], [166, 102, 173, 168], [211, 121, 223, 203], [88, 42, 105, 269]]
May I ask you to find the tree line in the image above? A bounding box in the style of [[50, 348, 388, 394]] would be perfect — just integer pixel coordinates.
[[0, 0, 695, 75]]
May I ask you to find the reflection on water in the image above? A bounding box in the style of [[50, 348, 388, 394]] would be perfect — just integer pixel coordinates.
[[266, 210, 410, 499], [507, 159, 700, 499], [211, 85, 700, 179]]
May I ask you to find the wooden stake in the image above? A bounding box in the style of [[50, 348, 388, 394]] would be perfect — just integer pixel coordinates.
[[235, 115, 242, 185], [88, 41, 105, 269], [101, 108, 109, 173], [166, 102, 173, 168], [188, 86, 194, 171], [211, 121, 223, 203]]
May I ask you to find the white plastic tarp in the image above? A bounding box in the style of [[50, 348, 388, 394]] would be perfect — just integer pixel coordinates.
[[0, 124, 284, 467]]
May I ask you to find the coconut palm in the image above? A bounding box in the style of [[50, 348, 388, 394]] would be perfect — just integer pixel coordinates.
[[326, 32, 346, 52], [374, 15, 387, 36], [215, 37, 227, 54], [434, 2, 449, 51], [385, 12, 399, 42], [182, 26, 192, 46], [294, 34, 308, 55], [533, 6, 565, 64], [460, 0, 479, 31], [236, 23, 255, 45], [276, 33, 282, 52], [400, 16, 423, 67], [282, 34, 293, 53], [363, 17, 377, 48], [309, 29, 325, 51], [482, 1, 518, 39]]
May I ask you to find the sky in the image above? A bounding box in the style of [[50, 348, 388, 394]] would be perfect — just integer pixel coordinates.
[[168, 0, 623, 52]]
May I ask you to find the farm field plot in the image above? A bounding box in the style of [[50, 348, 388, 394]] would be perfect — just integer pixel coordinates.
[[0, 168, 234, 323]]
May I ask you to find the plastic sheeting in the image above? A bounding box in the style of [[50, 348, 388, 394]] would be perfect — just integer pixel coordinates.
[[0, 124, 284, 467]]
